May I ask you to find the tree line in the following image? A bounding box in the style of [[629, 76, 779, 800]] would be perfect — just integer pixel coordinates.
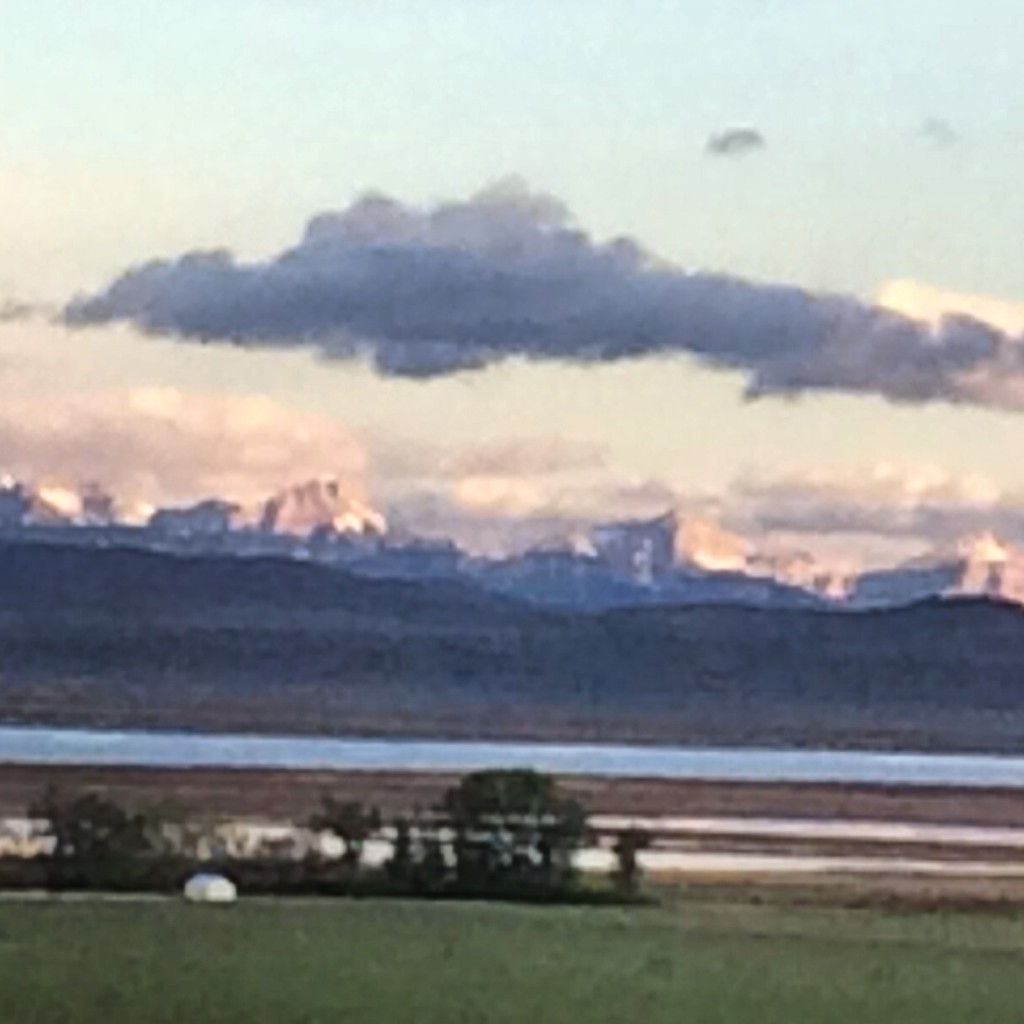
[[6, 769, 650, 903]]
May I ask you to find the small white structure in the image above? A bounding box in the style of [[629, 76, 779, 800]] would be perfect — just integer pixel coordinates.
[[183, 873, 238, 904]]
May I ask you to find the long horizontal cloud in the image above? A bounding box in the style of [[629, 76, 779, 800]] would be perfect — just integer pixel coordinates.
[[65, 179, 1024, 409], [442, 436, 604, 479], [387, 474, 714, 557], [420, 458, 1024, 560], [735, 463, 1024, 545]]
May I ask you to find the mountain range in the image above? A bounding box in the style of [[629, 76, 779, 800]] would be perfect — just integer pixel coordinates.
[[2, 475, 1024, 612], [3, 479, 1023, 750], [0, 539, 1023, 750]]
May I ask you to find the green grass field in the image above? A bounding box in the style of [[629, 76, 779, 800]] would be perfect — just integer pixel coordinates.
[[1, 897, 1023, 1023]]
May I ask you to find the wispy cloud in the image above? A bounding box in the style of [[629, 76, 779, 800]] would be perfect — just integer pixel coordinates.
[[367, 433, 605, 500], [417, 455, 1024, 561], [734, 462, 1024, 546], [441, 436, 604, 479], [386, 473, 712, 556], [0, 299, 46, 323], [6, 360, 1024, 564], [0, 382, 366, 511]]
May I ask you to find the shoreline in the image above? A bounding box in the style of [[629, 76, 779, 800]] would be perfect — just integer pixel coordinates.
[[2, 698, 1023, 757]]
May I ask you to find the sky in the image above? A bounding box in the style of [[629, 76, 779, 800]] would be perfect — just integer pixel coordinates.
[[2, 0, 1023, 565]]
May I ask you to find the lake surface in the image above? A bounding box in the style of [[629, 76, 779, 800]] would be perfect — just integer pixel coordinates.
[[1, 725, 1024, 787]]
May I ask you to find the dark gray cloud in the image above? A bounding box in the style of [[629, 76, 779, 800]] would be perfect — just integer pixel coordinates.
[[920, 117, 958, 149], [706, 127, 766, 157], [63, 179, 1024, 409]]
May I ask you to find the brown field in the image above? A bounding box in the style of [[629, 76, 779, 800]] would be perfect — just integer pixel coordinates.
[[3, 680, 1023, 754], [5, 762, 1024, 826]]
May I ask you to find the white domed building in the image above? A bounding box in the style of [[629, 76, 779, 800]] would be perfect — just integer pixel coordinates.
[[183, 873, 238, 904]]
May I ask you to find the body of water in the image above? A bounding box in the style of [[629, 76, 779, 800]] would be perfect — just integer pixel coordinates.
[[0, 725, 1023, 787]]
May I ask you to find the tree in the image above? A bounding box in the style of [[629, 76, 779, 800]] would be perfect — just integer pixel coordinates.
[[309, 798, 381, 869], [135, 797, 193, 858], [387, 818, 414, 882], [612, 828, 650, 893], [417, 832, 450, 890], [30, 786, 152, 864], [440, 769, 586, 893], [443, 769, 558, 826]]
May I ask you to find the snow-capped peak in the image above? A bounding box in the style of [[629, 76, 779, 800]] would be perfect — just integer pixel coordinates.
[[850, 532, 1024, 609], [956, 531, 1011, 566], [34, 484, 83, 520], [953, 533, 1024, 603], [674, 517, 749, 572], [146, 479, 388, 540], [0, 477, 121, 527], [256, 478, 387, 538]]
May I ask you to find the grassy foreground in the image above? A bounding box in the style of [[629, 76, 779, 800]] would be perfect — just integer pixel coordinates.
[[1, 898, 1023, 1023]]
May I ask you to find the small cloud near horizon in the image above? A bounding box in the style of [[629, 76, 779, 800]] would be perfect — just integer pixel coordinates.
[[1, 361, 1021, 567], [0, 380, 367, 513], [734, 462, 1024, 550], [0, 299, 46, 323]]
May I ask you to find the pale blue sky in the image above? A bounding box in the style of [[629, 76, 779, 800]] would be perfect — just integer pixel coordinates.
[[6, 0, 1022, 294], [2, 0, 1023, 547]]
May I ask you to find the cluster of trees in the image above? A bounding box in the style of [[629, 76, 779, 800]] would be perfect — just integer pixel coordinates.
[[30, 787, 153, 863], [314, 769, 591, 897], [15, 786, 184, 891], [13, 770, 649, 902]]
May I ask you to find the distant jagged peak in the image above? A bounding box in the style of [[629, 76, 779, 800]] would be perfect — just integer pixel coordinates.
[[256, 477, 387, 538], [584, 508, 850, 601], [674, 516, 749, 572], [0, 475, 124, 526], [949, 532, 1024, 604], [903, 531, 1019, 573], [148, 497, 247, 536], [747, 545, 853, 601], [146, 478, 388, 540], [526, 528, 597, 558], [853, 531, 1024, 609], [955, 530, 1013, 566], [590, 511, 677, 583], [40, 481, 123, 524], [592, 509, 677, 532]]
